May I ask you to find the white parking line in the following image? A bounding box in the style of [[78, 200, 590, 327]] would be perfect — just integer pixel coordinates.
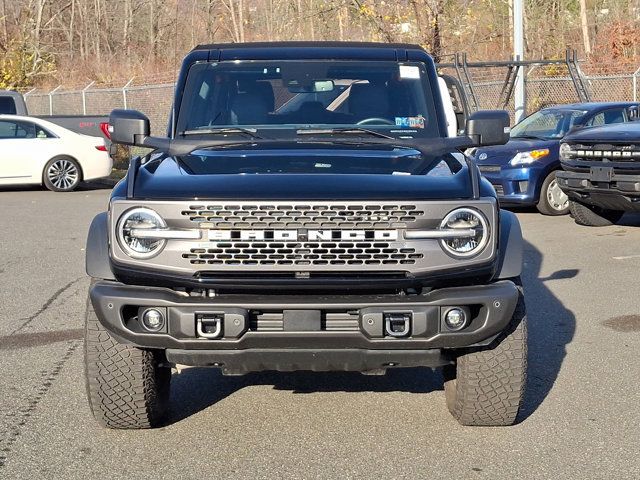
[[613, 254, 640, 260]]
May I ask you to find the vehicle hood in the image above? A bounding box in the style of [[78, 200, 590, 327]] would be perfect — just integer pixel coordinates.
[[473, 138, 559, 166], [563, 123, 640, 143], [119, 143, 475, 201]]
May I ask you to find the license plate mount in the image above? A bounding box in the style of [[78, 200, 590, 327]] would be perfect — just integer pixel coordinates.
[[590, 166, 614, 182]]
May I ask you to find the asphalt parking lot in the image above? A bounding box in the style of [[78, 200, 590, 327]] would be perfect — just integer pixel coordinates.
[[0, 183, 639, 479]]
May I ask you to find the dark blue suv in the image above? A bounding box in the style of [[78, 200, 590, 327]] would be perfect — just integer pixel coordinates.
[[472, 102, 639, 215]]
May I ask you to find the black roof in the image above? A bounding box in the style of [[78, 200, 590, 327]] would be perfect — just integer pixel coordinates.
[[192, 41, 425, 52], [564, 121, 640, 142], [544, 101, 639, 112]]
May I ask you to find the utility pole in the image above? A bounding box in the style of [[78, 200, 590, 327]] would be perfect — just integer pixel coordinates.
[[513, 0, 525, 123], [579, 0, 591, 55]]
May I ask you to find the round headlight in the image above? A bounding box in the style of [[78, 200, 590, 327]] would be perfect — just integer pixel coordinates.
[[439, 208, 489, 258], [559, 143, 572, 161], [117, 207, 167, 259]]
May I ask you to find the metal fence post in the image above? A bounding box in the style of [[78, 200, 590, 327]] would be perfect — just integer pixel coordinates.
[[633, 67, 640, 102], [48, 85, 62, 115], [82, 81, 95, 115], [23, 88, 36, 112], [122, 78, 134, 109]]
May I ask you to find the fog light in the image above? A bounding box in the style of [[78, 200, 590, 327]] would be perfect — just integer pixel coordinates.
[[444, 308, 467, 331], [142, 308, 165, 332], [518, 180, 529, 193]]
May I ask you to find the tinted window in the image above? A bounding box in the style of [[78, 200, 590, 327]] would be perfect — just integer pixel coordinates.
[[0, 120, 36, 139], [35, 125, 55, 138], [0, 97, 17, 115], [585, 108, 626, 127]]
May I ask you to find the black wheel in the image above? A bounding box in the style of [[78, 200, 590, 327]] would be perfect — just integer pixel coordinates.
[[569, 200, 624, 227], [536, 171, 569, 216], [443, 280, 527, 426], [43, 156, 82, 192], [84, 292, 170, 429]]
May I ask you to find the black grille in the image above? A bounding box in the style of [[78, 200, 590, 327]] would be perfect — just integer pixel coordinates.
[[251, 312, 359, 331], [479, 165, 501, 173], [183, 241, 423, 266], [572, 143, 640, 162]]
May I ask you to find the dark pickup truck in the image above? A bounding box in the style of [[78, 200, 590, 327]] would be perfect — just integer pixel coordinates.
[[84, 42, 527, 429], [0, 89, 108, 139], [558, 122, 640, 226]]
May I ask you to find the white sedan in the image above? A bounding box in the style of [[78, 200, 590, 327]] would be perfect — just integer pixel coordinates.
[[0, 115, 112, 192]]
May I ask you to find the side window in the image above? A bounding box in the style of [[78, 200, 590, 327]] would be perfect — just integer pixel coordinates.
[[585, 112, 605, 127], [0, 120, 35, 139], [35, 125, 55, 138], [587, 108, 626, 126], [0, 97, 17, 114]]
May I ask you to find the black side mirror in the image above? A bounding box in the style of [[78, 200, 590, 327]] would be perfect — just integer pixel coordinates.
[[465, 110, 510, 146], [109, 109, 150, 146]]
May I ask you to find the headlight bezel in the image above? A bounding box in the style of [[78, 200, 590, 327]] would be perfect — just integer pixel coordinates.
[[116, 207, 168, 259], [509, 148, 550, 166], [439, 207, 490, 259], [559, 143, 573, 161]]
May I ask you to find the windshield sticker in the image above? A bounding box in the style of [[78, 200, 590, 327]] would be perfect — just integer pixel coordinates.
[[399, 65, 420, 79], [395, 116, 425, 129]]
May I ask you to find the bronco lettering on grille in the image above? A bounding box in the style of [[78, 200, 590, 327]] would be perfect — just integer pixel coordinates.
[[207, 229, 399, 242]]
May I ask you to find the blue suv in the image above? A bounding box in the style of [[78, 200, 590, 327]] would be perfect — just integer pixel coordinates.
[[472, 102, 639, 215]]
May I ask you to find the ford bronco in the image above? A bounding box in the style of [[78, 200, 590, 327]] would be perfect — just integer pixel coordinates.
[[84, 42, 526, 428], [558, 120, 640, 226]]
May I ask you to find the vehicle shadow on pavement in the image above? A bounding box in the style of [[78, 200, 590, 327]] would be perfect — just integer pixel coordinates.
[[518, 239, 576, 422], [0, 181, 112, 193], [167, 367, 442, 425]]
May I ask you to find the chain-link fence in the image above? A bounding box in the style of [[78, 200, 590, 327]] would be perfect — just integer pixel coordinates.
[[23, 69, 640, 132], [23, 79, 176, 135]]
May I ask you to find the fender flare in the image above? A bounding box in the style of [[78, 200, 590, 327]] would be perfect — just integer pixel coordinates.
[[86, 212, 115, 280], [495, 209, 523, 280]]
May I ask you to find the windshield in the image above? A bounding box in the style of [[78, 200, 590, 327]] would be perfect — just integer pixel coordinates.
[[510, 109, 587, 140], [176, 60, 440, 138]]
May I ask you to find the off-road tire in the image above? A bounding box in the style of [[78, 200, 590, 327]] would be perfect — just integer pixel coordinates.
[[569, 200, 624, 227], [84, 293, 171, 429], [443, 280, 527, 426], [536, 171, 569, 216]]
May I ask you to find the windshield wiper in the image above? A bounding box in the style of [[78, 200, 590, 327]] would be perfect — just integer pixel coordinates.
[[181, 127, 263, 139], [297, 127, 394, 140]]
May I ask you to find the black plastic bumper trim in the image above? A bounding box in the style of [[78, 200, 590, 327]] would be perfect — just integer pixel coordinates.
[[557, 170, 640, 211], [109, 262, 497, 292], [89, 280, 519, 352], [165, 348, 452, 374]]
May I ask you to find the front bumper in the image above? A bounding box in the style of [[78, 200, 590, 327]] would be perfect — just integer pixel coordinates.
[[556, 170, 640, 211], [90, 280, 519, 373], [481, 166, 544, 206]]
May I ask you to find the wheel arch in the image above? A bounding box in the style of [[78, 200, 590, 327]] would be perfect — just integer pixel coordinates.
[[494, 209, 523, 280], [86, 212, 116, 280], [533, 161, 562, 200]]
